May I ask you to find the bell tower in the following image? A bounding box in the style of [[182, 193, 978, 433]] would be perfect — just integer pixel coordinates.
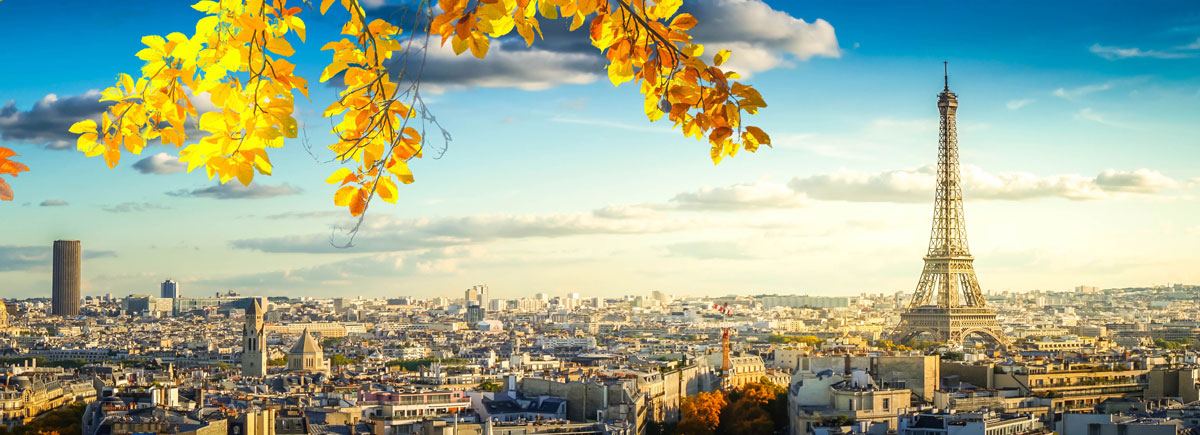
[[242, 298, 267, 377]]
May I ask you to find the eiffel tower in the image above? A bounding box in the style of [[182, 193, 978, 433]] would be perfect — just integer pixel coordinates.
[[894, 65, 1009, 348]]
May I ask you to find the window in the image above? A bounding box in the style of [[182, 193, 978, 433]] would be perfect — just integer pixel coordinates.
[[882, 398, 890, 410]]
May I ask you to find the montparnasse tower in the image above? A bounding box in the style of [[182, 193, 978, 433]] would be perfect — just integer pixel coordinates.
[[894, 64, 1008, 347]]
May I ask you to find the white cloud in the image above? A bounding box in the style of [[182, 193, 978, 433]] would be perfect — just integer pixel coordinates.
[[1053, 81, 1116, 99], [686, 0, 840, 75], [788, 167, 933, 202], [1094, 169, 1179, 193], [788, 166, 1182, 202], [1073, 108, 1136, 129], [0, 90, 110, 150], [232, 211, 693, 254], [592, 203, 663, 219], [167, 183, 303, 199], [415, 40, 603, 93], [772, 117, 942, 160], [670, 180, 807, 210], [666, 239, 762, 260], [1006, 99, 1035, 110], [232, 179, 812, 254], [1090, 43, 1194, 60], [132, 152, 187, 175], [102, 202, 171, 213]]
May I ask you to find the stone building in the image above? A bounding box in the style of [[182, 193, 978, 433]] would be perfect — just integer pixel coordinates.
[[286, 328, 329, 374]]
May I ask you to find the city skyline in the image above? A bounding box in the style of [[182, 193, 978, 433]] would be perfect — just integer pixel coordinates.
[[2, 0, 1200, 299]]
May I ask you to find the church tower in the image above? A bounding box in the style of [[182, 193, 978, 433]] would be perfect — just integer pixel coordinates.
[[242, 298, 267, 377]]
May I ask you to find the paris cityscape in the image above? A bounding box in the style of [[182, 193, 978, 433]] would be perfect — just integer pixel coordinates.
[[2, 1, 1199, 435]]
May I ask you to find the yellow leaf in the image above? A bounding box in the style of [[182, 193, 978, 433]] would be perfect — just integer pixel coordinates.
[[191, 0, 219, 12], [387, 159, 415, 184], [333, 185, 357, 206], [119, 73, 135, 94], [320, 0, 336, 14], [643, 94, 664, 122], [538, 0, 557, 19], [266, 36, 295, 57], [141, 35, 166, 50], [289, 16, 307, 42], [320, 62, 348, 83], [468, 35, 489, 58], [235, 164, 254, 186], [714, 49, 731, 67], [377, 176, 398, 203], [325, 168, 352, 184], [278, 115, 298, 138], [69, 119, 98, 134], [253, 151, 273, 175], [569, 11, 585, 31], [654, 0, 682, 19], [607, 60, 633, 86], [451, 36, 468, 55]]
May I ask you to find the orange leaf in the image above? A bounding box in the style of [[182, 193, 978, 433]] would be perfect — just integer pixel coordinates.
[[349, 187, 368, 216], [669, 13, 697, 31]]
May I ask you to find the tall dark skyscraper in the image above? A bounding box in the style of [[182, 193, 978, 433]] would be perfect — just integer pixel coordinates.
[[52, 239, 81, 317], [161, 279, 180, 298]]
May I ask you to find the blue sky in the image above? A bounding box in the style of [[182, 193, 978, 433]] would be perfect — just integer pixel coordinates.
[[1, 0, 1198, 300]]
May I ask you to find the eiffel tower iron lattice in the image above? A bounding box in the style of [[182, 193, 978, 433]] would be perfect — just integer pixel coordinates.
[[894, 65, 1009, 348]]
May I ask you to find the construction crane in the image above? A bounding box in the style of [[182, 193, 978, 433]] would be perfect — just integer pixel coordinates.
[[712, 302, 734, 389]]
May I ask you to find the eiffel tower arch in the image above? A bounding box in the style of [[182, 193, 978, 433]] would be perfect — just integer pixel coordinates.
[[894, 65, 1009, 349]]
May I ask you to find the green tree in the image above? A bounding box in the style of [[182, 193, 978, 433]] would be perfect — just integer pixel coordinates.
[[321, 336, 344, 348], [476, 380, 503, 392]]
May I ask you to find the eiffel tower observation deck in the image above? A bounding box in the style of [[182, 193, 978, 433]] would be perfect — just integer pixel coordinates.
[[894, 65, 1009, 348]]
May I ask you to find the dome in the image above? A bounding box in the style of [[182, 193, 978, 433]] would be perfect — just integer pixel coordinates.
[[12, 376, 31, 389]]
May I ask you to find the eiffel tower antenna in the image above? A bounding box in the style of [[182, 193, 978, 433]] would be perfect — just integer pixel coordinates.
[[894, 66, 1008, 348], [944, 61, 949, 91]]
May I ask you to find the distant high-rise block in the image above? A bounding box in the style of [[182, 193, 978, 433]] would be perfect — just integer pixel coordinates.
[[161, 279, 180, 298], [465, 284, 488, 309], [465, 305, 485, 324], [52, 240, 81, 317]]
